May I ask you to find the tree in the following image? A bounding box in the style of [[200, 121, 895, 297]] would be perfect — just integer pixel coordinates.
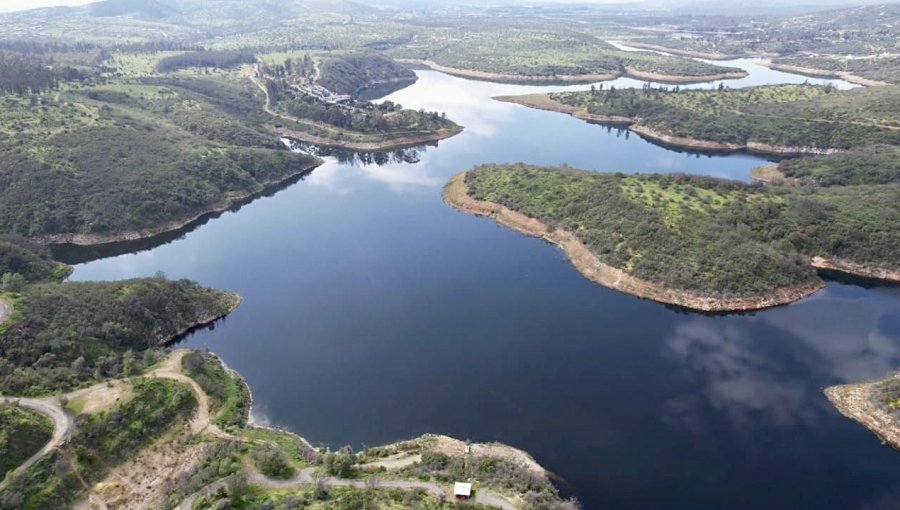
[[1, 272, 26, 292]]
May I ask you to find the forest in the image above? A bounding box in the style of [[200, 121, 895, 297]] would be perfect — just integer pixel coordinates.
[[155, 50, 256, 72], [315, 52, 417, 98], [462, 164, 899, 297], [777, 145, 900, 186], [0, 53, 89, 94], [0, 73, 321, 240], [0, 275, 238, 395]]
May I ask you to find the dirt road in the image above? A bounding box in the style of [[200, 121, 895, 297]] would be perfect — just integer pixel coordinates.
[[0, 297, 10, 326], [0, 396, 74, 490]]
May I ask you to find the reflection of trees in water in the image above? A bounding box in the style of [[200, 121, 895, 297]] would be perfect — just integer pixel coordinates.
[[285, 139, 435, 167]]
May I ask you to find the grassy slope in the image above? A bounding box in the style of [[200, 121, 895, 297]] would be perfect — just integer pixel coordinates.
[[0, 405, 53, 481], [462, 164, 899, 297]]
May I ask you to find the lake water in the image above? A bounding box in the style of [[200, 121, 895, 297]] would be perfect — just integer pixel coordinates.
[[63, 63, 900, 509]]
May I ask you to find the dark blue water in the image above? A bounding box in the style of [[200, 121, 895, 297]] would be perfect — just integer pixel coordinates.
[[65, 67, 900, 509]]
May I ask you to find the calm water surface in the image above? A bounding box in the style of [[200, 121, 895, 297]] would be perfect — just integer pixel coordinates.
[[64, 65, 900, 509]]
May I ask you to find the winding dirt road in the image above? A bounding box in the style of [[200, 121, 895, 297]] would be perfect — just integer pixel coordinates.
[[0, 396, 74, 491]]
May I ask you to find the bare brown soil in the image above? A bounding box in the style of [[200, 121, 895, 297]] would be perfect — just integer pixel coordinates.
[[811, 257, 900, 283], [444, 172, 826, 312], [826, 375, 900, 450], [750, 165, 797, 185]]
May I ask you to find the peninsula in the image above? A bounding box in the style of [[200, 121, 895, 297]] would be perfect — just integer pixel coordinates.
[[497, 84, 900, 156], [444, 164, 899, 311], [826, 372, 900, 450], [0, 241, 576, 510]]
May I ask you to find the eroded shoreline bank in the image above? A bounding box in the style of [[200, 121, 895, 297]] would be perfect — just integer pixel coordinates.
[[826, 375, 900, 450], [398, 59, 747, 85], [35, 160, 323, 248], [443, 172, 826, 312], [273, 125, 463, 151], [495, 94, 841, 156]]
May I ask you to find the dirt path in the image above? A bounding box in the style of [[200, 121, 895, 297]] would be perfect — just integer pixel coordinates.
[[0, 396, 74, 491], [146, 350, 226, 437], [0, 297, 10, 326], [178, 466, 517, 510]]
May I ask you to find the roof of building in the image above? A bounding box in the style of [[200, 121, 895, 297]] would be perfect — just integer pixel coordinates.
[[454, 482, 473, 497]]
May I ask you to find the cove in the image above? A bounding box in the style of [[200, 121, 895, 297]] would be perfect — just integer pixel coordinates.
[[64, 66, 900, 509]]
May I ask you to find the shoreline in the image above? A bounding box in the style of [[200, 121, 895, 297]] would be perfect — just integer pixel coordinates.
[[825, 375, 900, 450], [623, 66, 748, 83], [612, 41, 747, 60], [443, 172, 826, 312], [758, 61, 891, 87], [165, 293, 244, 346], [35, 159, 322, 248], [399, 58, 748, 84], [273, 125, 462, 151], [396, 59, 618, 83], [496, 94, 841, 156]]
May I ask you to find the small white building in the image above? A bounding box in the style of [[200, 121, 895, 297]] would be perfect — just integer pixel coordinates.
[[454, 482, 473, 500]]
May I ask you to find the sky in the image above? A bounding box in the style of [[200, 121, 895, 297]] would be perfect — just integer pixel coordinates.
[[0, 0, 98, 13]]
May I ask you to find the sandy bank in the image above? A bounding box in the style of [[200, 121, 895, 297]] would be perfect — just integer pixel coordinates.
[[811, 257, 900, 283], [498, 94, 840, 156], [273, 125, 462, 151], [443, 172, 825, 312], [623, 67, 748, 83], [397, 59, 618, 83], [826, 375, 900, 450], [759, 61, 891, 87]]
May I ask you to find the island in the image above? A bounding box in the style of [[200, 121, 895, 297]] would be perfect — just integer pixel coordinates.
[[0, 240, 577, 510], [443, 164, 899, 312]]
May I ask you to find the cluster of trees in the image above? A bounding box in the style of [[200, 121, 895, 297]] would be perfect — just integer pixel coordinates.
[[251, 444, 296, 480], [464, 164, 899, 296], [156, 50, 256, 73], [270, 80, 450, 134], [778, 145, 900, 186], [315, 53, 416, 97], [0, 379, 196, 510], [0, 275, 236, 395], [0, 237, 70, 286], [0, 53, 86, 94]]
